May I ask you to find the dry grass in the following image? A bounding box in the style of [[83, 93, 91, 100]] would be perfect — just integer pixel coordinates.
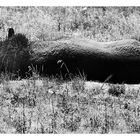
[[0, 75, 139, 133], [1, 7, 140, 42], [0, 7, 140, 134]]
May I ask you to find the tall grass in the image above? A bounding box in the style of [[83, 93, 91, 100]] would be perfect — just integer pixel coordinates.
[[0, 7, 140, 134], [0, 73, 140, 133], [0, 7, 140, 42]]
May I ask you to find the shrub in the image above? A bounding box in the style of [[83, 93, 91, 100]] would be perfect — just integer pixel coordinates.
[[108, 84, 125, 97]]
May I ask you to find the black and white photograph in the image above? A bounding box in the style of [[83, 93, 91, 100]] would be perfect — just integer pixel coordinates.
[[0, 0, 140, 135]]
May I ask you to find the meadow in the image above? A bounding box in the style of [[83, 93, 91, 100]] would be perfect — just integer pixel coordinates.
[[0, 7, 140, 133]]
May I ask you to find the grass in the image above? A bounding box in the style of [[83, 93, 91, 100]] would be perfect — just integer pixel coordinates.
[[0, 7, 140, 133], [1, 7, 140, 42], [0, 73, 139, 133]]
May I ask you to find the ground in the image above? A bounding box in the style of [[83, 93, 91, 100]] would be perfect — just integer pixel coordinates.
[[1, 7, 140, 134], [0, 76, 140, 133]]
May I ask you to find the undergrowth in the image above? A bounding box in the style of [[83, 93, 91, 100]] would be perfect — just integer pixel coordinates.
[[0, 6, 140, 134], [0, 7, 140, 42], [0, 73, 139, 133]]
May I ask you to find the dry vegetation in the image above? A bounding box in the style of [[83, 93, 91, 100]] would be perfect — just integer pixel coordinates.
[[0, 7, 140, 133], [1, 7, 140, 42], [0, 76, 140, 133]]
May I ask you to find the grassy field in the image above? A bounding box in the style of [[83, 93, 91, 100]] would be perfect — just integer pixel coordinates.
[[0, 7, 140, 133], [1, 7, 140, 42], [0, 75, 140, 133]]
